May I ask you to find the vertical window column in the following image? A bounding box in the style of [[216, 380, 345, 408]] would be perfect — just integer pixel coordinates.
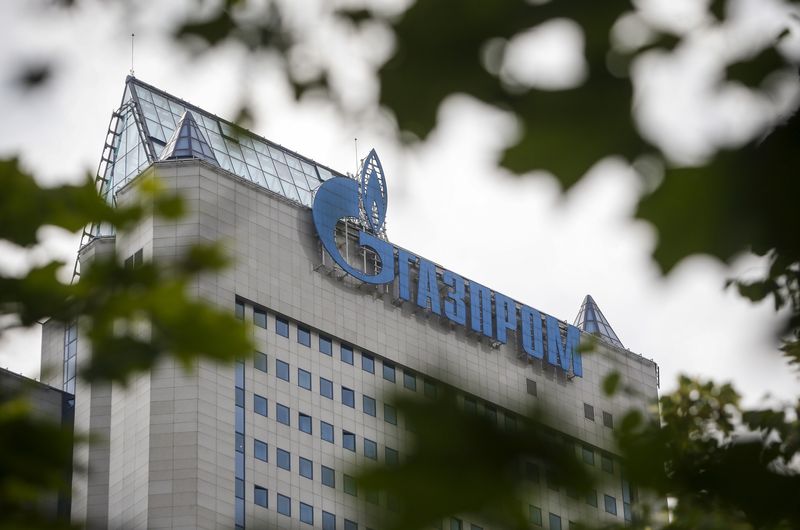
[[235, 360, 245, 529], [63, 321, 77, 394]]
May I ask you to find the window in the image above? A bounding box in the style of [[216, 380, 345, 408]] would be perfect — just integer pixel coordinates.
[[603, 411, 614, 428], [403, 370, 417, 390], [300, 502, 314, 525], [582, 445, 594, 465], [319, 335, 332, 355], [385, 447, 399, 466], [322, 511, 336, 530], [361, 353, 374, 374], [526, 378, 537, 396], [424, 379, 437, 398], [297, 326, 311, 347], [236, 388, 244, 407], [584, 402, 595, 421], [604, 494, 617, 515], [235, 300, 244, 320], [602, 454, 614, 473], [525, 462, 540, 482], [298, 368, 311, 390], [343, 474, 357, 496], [549, 513, 562, 530], [464, 396, 477, 414], [529, 505, 542, 526], [277, 493, 291, 516], [364, 438, 377, 460], [341, 387, 355, 408], [299, 457, 313, 479], [341, 344, 354, 365], [254, 394, 268, 416], [236, 432, 244, 453], [276, 359, 290, 381], [363, 395, 376, 417], [277, 448, 291, 470], [450, 519, 462, 530], [254, 485, 268, 508], [299, 413, 312, 434], [321, 421, 334, 443], [485, 405, 497, 424], [504, 413, 517, 431], [236, 477, 244, 499], [275, 316, 289, 337], [343, 431, 356, 452], [320, 377, 333, 399], [254, 351, 267, 372], [321, 465, 335, 488], [254, 439, 268, 462], [254, 308, 267, 329], [384, 403, 397, 425], [382, 361, 396, 383], [586, 490, 598, 507], [277, 403, 290, 426], [344, 520, 357, 530]]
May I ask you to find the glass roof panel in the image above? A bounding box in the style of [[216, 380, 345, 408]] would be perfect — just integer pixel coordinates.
[[572, 295, 624, 348]]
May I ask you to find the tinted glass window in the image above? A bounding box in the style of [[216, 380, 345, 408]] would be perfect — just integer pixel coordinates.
[[384, 403, 397, 425], [299, 413, 312, 434], [403, 370, 416, 390], [341, 344, 354, 365], [321, 421, 334, 443], [343, 475, 357, 496], [297, 326, 311, 347], [298, 368, 311, 390], [300, 502, 313, 524], [604, 495, 617, 515], [549, 513, 562, 530], [254, 308, 267, 329], [275, 317, 289, 337], [320, 377, 333, 399], [363, 395, 376, 416], [254, 439, 268, 461], [343, 431, 355, 451], [276, 359, 290, 381], [319, 336, 332, 356], [254, 395, 268, 416], [277, 494, 290, 516], [364, 438, 377, 459], [322, 511, 335, 530], [321, 465, 335, 487], [254, 351, 267, 372], [382, 362, 396, 383], [254, 485, 268, 507], [276, 403, 290, 425], [277, 448, 291, 470], [299, 457, 313, 479], [341, 387, 355, 408], [361, 354, 374, 374]]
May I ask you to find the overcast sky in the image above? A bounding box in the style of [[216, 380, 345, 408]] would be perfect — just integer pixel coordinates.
[[0, 0, 797, 405]]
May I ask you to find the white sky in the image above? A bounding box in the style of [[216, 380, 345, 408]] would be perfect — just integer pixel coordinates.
[[0, 0, 797, 405]]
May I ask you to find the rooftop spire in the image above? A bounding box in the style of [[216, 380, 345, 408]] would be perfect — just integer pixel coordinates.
[[159, 111, 218, 166], [573, 294, 624, 349]]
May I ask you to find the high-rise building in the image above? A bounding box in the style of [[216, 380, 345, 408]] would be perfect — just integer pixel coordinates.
[[40, 77, 660, 529]]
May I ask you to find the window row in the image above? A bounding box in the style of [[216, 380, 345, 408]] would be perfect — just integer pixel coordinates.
[[251, 486, 363, 529], [583, 402, 614, 429]]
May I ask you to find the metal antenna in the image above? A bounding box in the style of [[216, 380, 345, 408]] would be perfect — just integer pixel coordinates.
[[354, 138, 359, 175], [130, 33, 135, 76]]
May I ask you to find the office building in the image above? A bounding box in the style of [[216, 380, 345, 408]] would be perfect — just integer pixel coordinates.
[[40, 76, 660, 529]]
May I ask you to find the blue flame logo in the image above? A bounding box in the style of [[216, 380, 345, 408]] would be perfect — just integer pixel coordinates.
[[360, 149, 387, 234]]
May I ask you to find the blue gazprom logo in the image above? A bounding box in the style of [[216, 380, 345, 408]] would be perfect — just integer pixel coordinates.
[[312, 150, 582, 377]]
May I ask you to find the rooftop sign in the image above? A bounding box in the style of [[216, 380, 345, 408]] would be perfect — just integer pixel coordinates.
[[312, 150, 582, 377]]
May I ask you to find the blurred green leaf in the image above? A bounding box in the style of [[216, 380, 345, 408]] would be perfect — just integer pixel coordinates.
[[602, 371, 621, 396]]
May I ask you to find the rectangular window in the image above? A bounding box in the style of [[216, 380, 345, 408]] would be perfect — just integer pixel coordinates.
[[343, 474, 357, 496], [275, 316, 289, 337], [424, 379, 437, 398], [384, 403, 397, 425], [603, 411, 614, 428], [254, 351, 268, 372], [236, 478, 244, 499], [236, 432, 244, 453], [254, 308, 267, 329], [363, 395, 376, 416], [254, 439, 268, 462], [297, 326, 311, 347], [364, 438, 377, 459], [361, 353, 375, 374], [604, 494, 617, 515], [343, 430, 356, 452], [299, 413, 312, 434], [584, 402, 595, 421], [403, 370, 417, 391], [322, 511, 336, 530], [277, 493, 291, 516], [320, 377, 333, 399], [321, 465, 335, 488], [341, 387, 355, 408], [236, 388, 244, 407], [385, 447, 399, 466], [299, 457, 313, 479], [254, 394, 268, 417], [298, 368, 311, 390], [549, 513, 562, 530], [254, 485, 268, 508], [277, 448, 291, 470], [276, 359, 290, 382], [235, 360, 244, 388], [582, 445, 595, 465], [504, 413, 517, 431], [602, 454, 614, 473], [300, 502, 313, 525], [341, 344, 354, 365], [450, 519, 462, 530], [344, 520, 357, 530], [276, 403, 290, 426], [529, 505, 542, 526], [485, 405, 498, 424], [235, 300, 244, 320], [382, 361, 396, 383], [586, 490, 598, 507], [321, 421, 334, 443], [464, 396, 477, 415], [526, 378, 537, 396], [319, 336, 332, 356]]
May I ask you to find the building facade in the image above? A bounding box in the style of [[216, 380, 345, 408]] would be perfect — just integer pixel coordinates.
[[41, 77, 660, 529]]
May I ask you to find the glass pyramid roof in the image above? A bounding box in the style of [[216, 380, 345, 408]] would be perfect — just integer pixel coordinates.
[[99, 76, 341, 209], [573, 294, 624, 349], [159, 111, 218, 165]]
